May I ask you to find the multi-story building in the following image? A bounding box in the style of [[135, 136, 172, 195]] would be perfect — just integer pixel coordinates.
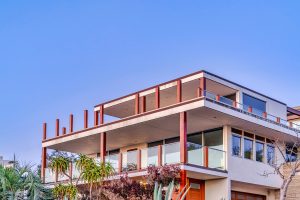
[[41, 70, 300, 200]]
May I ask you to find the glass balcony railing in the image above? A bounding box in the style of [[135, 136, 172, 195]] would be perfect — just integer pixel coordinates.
[[208, 148, 226, 170], [44, 142, 227, 183], [187, 142, 203, 166], [163, 142, 180, 165]]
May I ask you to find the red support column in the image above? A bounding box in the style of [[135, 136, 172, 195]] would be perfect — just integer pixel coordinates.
[[248, 106, 253, 113], [62, 127, 66, 135], [41, 147, 47, 183], [203, 146, 209, 167], [177, 80, 182, 103], [84, 110, 88, 129], [118, 153, 122, 173], [197, 87, 202, 97], [135, 94, 140, 115], [69, 162, 73, 182], [180, 112, 187, 164], [100, 132, 106, 162], [43, 123, 47, 140], [99, 105, 104, 125], [155, 87, 160, 109], [94, 110, 99, 126], [158, 145, 162, 166], [141, 96, 146, 113], [180, 170, 187, 191], [262, 112, 267, 118], [200, 77, 207, 96], [55, 119, 60, 137], [137, 149, 141, 170], [216, 94, 220, 101], [69, 114, 74, 133], [276, 117, 281, 123]]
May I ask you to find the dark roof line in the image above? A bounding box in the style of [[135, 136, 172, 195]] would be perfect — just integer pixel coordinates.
[[94, 69, 287, 107]]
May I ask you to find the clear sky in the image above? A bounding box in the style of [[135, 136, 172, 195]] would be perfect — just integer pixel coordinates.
[[0, 1, 300, 164]]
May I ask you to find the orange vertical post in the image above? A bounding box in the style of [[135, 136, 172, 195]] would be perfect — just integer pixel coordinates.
[[155, 87, 160, 109], [141, 96, 146, 113], [84, 110, 88, 129], [180, 112, 187, 164], [94, 110, 99, 126], [69, 114, 74, 133], [158, 145, 162, 166], [177, 80, 182, 103], [55, 119, 60, 137], [41, 147, 47, 183], [135, 94, 140, 115], [99, 105, 104, 125], [100, 132, 106, 162], [43, 123, 47, 140]]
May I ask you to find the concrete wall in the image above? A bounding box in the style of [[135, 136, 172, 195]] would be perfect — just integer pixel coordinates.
[[205, 178, 230, 200]]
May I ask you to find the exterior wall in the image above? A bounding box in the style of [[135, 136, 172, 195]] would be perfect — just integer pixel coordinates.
[[226, 126, 282, 188], [204, 73, 287, 120], [281, 165, 300, 200], [205, 178, 230, 200]]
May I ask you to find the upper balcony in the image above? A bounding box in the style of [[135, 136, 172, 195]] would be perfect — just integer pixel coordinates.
[[42, 70, 300, 148]]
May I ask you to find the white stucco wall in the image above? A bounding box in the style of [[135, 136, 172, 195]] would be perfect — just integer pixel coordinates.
[[205, 178, 230, 200]]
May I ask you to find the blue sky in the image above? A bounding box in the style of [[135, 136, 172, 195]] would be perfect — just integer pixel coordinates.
[[0, 1, 300, 164]]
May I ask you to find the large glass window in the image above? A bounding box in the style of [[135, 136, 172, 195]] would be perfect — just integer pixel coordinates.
[[232, 135, 241, 156], [267, 145, 275, 165], [244, 138, 253, 159], [286, 144, 298, 162], [243, 93, 266, 114], [204, 128, 223, 150], [256, 142, 264, 162]]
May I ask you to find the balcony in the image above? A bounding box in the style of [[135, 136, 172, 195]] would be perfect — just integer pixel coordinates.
[[44, 142, 226, 184]]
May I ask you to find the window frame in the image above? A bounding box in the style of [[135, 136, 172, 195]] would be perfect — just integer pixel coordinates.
[[232, 134, 242, 157]]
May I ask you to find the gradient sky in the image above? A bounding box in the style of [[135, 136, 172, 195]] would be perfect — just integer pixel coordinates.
[[0, 1, 300, 164]]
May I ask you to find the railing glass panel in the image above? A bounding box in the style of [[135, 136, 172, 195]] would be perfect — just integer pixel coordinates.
[[208, 148, 226, 170], [187, 142, 203, 166], [45, 168, 55, 183], [122, 150, 138, 172], [105, 154, 119, 172], [163, 142, 180, 164]]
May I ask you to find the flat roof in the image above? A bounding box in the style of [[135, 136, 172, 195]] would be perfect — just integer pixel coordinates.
[[94, 69, 286, 107]]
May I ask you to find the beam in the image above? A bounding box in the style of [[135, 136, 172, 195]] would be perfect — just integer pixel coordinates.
[[177, 80, 182, 103], [135, 94, 140, 115], [41, 147, 47, 183], [55, 119, 60, 137], [84, 110, 88, 129], [69, 114, 74, 133], [155, 87, 160, 109]]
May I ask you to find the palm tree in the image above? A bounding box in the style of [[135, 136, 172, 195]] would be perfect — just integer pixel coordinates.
[[0, 164, 52, 200]]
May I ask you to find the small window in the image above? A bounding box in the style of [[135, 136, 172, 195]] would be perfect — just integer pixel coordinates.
[[286, 144, 298, 162], [244, 138, 253, 159], [232, 135, 241, 156], [267, 145, 275, 165], [232, 128, 242, 135], [256, 142, 264, 162]]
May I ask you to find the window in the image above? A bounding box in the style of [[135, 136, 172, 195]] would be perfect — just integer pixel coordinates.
[[244, 138, 253, 159], [204, 128, 223, 150], [256, 142, 264, 162], [243, 93, 266, 115], [267, 145, 275, 165], [286, 144, 298, 162], [232, 135, 241, 156]]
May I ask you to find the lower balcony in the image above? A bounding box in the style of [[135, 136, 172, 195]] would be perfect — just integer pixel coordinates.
[[44, 141, 226, 184]]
